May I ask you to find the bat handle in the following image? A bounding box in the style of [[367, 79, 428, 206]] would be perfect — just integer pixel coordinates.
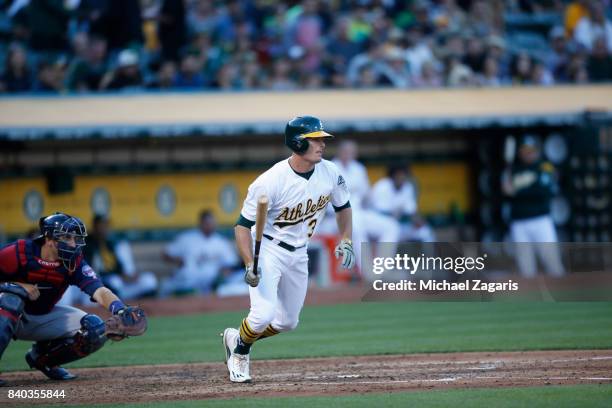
[[252, 239, 262, 276]]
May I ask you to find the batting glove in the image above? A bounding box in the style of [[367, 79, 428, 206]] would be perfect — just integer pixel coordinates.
[[244, 263, 261, 287], [334, 238, 355, 269]]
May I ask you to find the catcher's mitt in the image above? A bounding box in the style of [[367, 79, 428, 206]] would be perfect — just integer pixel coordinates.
[[105, 306, 148, 341]]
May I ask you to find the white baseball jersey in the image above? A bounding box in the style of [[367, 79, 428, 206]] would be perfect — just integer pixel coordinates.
[[371, 177, 418, 216], [165, 229, 238, 291], [241, 158, 350, 247], [332, 159, 370, 210]]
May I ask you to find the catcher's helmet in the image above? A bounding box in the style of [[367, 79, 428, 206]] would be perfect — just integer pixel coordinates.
[[284, 116, 334, 154], [39, 212, 87, 270]]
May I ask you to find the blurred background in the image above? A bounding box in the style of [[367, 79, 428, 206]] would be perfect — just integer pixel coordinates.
[[0, 0, 611, 302]]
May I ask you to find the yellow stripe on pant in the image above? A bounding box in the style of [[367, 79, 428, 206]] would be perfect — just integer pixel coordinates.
[[239, 319, 260, 344], [258, 324, 280, 340]]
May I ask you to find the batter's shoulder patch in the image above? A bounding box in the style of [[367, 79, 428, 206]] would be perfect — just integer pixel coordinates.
[[337, 175, 346, 186]]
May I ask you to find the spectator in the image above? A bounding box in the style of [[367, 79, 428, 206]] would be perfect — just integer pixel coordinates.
[[412, 59, 443, 87], [71, 32, 91, 61], [33, 57, 66, 93], [141, 0, 162, 53], [587, 36, 612, 81], [355, 65, 380, 88], [214, 61, 241, 89], [239, 59, 263, 89], [486, 35, 511, 78], [467, 0, 502, 36], [174, 53, 205, 88], [502, 136, 565, 278], [187, 0, 219, 36], [411, 0, 436, 36], [404, 25, 436, 77], [564, 47, 590, 83], [346, 40, 389, 86], [3, 0, 611, 94], [431, 0, 468, 33], [545, 26, 569, 79], [161, 210, 240, 296], [267, 57, 297, 90], [346, 6, 373, 44], [292, 0, 325, 72], [214, 1, 253, 46], [147, 60, 177, 89], [446, 54, 475, 87], [378, 46, 411, 88], [326, 16, 362, 67], [531, 60, 555, 86], [511, 52, 533, 85], [463, 35, 486, 74], [371, 164, 435, 243], [477, 55, 503, 87], [100, 49, 144, 91], [564, 0, 590, 38], [441, 31, 466, 59], [188, 32, 223, 80], [301, 72, 324, 89], [83, 214, 158, 301], [574, 1, 612, 52], [65, 35, 109, 91], [0, 44, 33, 93]]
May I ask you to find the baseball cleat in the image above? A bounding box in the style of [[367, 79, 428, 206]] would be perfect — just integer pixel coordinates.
[[25, 351, 77, 381], [222, 328, 251, 383]]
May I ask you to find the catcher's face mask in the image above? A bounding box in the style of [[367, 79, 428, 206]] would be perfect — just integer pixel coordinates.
[[53, 218, 87, 271]]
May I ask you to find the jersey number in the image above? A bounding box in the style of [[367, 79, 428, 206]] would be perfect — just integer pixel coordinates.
[[307, 219, 317, 238]]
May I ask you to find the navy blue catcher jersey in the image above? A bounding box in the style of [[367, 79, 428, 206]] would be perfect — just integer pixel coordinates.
[[0, 239, 104, 315]]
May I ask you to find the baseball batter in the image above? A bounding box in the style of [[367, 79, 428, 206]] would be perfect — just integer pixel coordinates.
[[0, 212, 147, 386], [222, 116, 354, 383]]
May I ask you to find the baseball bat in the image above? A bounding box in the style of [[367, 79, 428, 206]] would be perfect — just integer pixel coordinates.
[[252, 195, 269, 276]]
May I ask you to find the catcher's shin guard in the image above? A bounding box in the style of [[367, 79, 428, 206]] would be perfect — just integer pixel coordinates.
[[0, 284, 28, 359], [26, 314, 107, 378]]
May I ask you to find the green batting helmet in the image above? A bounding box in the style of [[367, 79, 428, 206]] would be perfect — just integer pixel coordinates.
[[284, 116, 334, 154]]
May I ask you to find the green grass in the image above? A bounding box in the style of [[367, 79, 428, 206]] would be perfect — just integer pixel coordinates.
[[2, 302, 611, 372], [34, 385, 612, 408]]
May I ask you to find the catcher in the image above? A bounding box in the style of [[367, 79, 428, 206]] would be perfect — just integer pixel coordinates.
[[0, 212, 147, 385]]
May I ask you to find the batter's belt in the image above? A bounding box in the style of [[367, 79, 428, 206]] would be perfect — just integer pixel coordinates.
[[263, 234, 306, 252]]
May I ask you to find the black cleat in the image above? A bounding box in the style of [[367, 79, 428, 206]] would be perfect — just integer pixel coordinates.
[[25, 351, 77, 381]]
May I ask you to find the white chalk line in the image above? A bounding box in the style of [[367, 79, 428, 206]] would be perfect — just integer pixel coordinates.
[[309, 377, 460, 386], [550, 356, 612, 363], [307, 376, 612, 387], [316, 355, 612, 369]]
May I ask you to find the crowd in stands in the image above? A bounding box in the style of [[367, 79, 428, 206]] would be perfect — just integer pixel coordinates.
[[0, 0, 611, 94]]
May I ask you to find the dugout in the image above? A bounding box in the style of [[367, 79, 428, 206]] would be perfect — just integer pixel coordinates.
[[1, 85, 611, 247]]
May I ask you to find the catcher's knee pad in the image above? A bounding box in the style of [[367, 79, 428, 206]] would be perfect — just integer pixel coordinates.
[[0, 283, 28, 358], [29, 314, 107, 367]]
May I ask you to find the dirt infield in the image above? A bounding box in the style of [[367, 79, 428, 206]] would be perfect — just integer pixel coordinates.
[[2, 349, 611, 406]]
